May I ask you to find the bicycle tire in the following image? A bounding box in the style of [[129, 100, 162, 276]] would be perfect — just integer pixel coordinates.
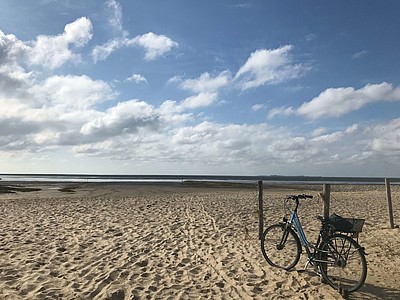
[[318, 233, 367, 293], [261, 224, 301, 270]]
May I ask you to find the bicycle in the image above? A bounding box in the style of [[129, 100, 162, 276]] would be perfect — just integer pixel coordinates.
[[260, 194, 367, 297]]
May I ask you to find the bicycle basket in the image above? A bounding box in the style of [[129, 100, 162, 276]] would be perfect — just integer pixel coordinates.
[[329, 213, 365, 233]]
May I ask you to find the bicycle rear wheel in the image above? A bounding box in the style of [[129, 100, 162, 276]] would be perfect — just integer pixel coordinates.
[[319, 234, 367, 293], [261, 224, 301, 270]]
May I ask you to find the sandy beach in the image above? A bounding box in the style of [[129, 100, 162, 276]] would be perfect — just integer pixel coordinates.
[[0, 182, 399, 299]]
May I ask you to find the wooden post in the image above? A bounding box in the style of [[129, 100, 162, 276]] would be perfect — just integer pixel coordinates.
[[258, 180, 264, 240], [322, 184, 331, 219], [385, 178, 395, 229]]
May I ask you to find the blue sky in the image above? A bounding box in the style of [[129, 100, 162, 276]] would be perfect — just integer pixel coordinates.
[[1, 0, 400, 176]]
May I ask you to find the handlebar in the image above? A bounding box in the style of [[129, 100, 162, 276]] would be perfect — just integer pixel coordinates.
[[287, 194, 313, 200], [286, 194, 313, 212]]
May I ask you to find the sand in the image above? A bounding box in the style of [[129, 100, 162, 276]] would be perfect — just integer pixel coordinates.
[[0, 182, 399, 299]]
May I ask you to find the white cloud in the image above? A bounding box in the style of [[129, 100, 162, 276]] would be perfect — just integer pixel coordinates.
[[267, 106, 295, 119], [106, 0, 124, 34], [370, 118, 400, 154], [29, 17, 92, 69], [63, 17, 93, 47], [1, 24, 109, 148], [80, 100, 159, 137], [30, 75, 115, 110], [345, 124, 359, 134], [352, 50, 367, 59], [311, 131, 343, 143], [181, 92, 218, 109], [92, 32, 178, 62], [251, 104, 265, 111], [91, 0, 128, 62], [92, 38, 122, 63], [1, 18, 92, 70], [298, 82, 400, 120], [312, 127, 326, 137], [127, 32, 179, 61], [305, 33, 317, 42], [125, 73, 148, 84], [168, 71, 231, 110], [234, 45, 309, 90], [0, 20, 185, 155], [91, 1, 178, 62], [0, 28, 116, 149], [178, 71, 231, 93]]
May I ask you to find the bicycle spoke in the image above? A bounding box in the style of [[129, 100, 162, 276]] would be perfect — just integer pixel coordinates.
[[319, 234, 367, 293], [261, 224, 301, 270]]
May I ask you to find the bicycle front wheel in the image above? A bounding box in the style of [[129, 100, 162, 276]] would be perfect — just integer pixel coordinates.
[[319, 234, 367, 293], [261, 224, 301, 270]]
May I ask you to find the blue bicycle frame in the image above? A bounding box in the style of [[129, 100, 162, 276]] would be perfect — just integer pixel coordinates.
[[290, 210, 312, 248]]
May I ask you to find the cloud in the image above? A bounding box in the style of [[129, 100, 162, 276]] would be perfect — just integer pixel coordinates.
[[312, 127, 326, 137], [1, 17, 92, 70], [181, 92, 218, 109], [168, 71, 231, 111], [128, 32, 179, 61], [91, 1, 178, 62], [234, 45, 309, 90], [1, 22, 112, 150], [63, 17, 93, 47], [311, 131, 344, 143], [30, 74, 115, 110], [251, 104, 265, 111], [73, 121, 295, 166], [298, 82, 400, 120], [0, 26, 116, 149], [91, 38, 122, 62], [92, 32, 178, 63], [169, 47, 308, 112], [80, 100, 159, 138], [106, 0, 124, 34], [29, 17, 92, 69], [268, 82, 400, 120], [125, 73, 148, 84], [370, 118, 400, 154], [0, 19, 184, 155], [352, 50, 367, 59], [305, 33, 317, 42], [178, 71, 231, 93], [267, 106, 295, 119]]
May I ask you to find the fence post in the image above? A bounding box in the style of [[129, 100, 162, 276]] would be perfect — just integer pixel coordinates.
[[258, 180, 263, 240], [322, 184, 331, 219], [385, 178, 395, 229]]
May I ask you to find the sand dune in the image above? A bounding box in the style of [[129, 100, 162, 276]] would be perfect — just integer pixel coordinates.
[[0, 183, 399, 299]]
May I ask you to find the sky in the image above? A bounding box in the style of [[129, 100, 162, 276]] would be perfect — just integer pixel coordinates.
[[0, 0, 400, 176]]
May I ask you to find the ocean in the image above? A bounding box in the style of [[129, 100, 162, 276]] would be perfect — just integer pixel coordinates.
[[0, 174, 399, 185]]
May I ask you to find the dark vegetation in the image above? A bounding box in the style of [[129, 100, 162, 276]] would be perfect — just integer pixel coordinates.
[[0, 185, 42, 194]]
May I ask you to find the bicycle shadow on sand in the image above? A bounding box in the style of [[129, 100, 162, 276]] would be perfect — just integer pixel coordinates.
[[297, 270, 400, 299], [348, 282, 400, 300]]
